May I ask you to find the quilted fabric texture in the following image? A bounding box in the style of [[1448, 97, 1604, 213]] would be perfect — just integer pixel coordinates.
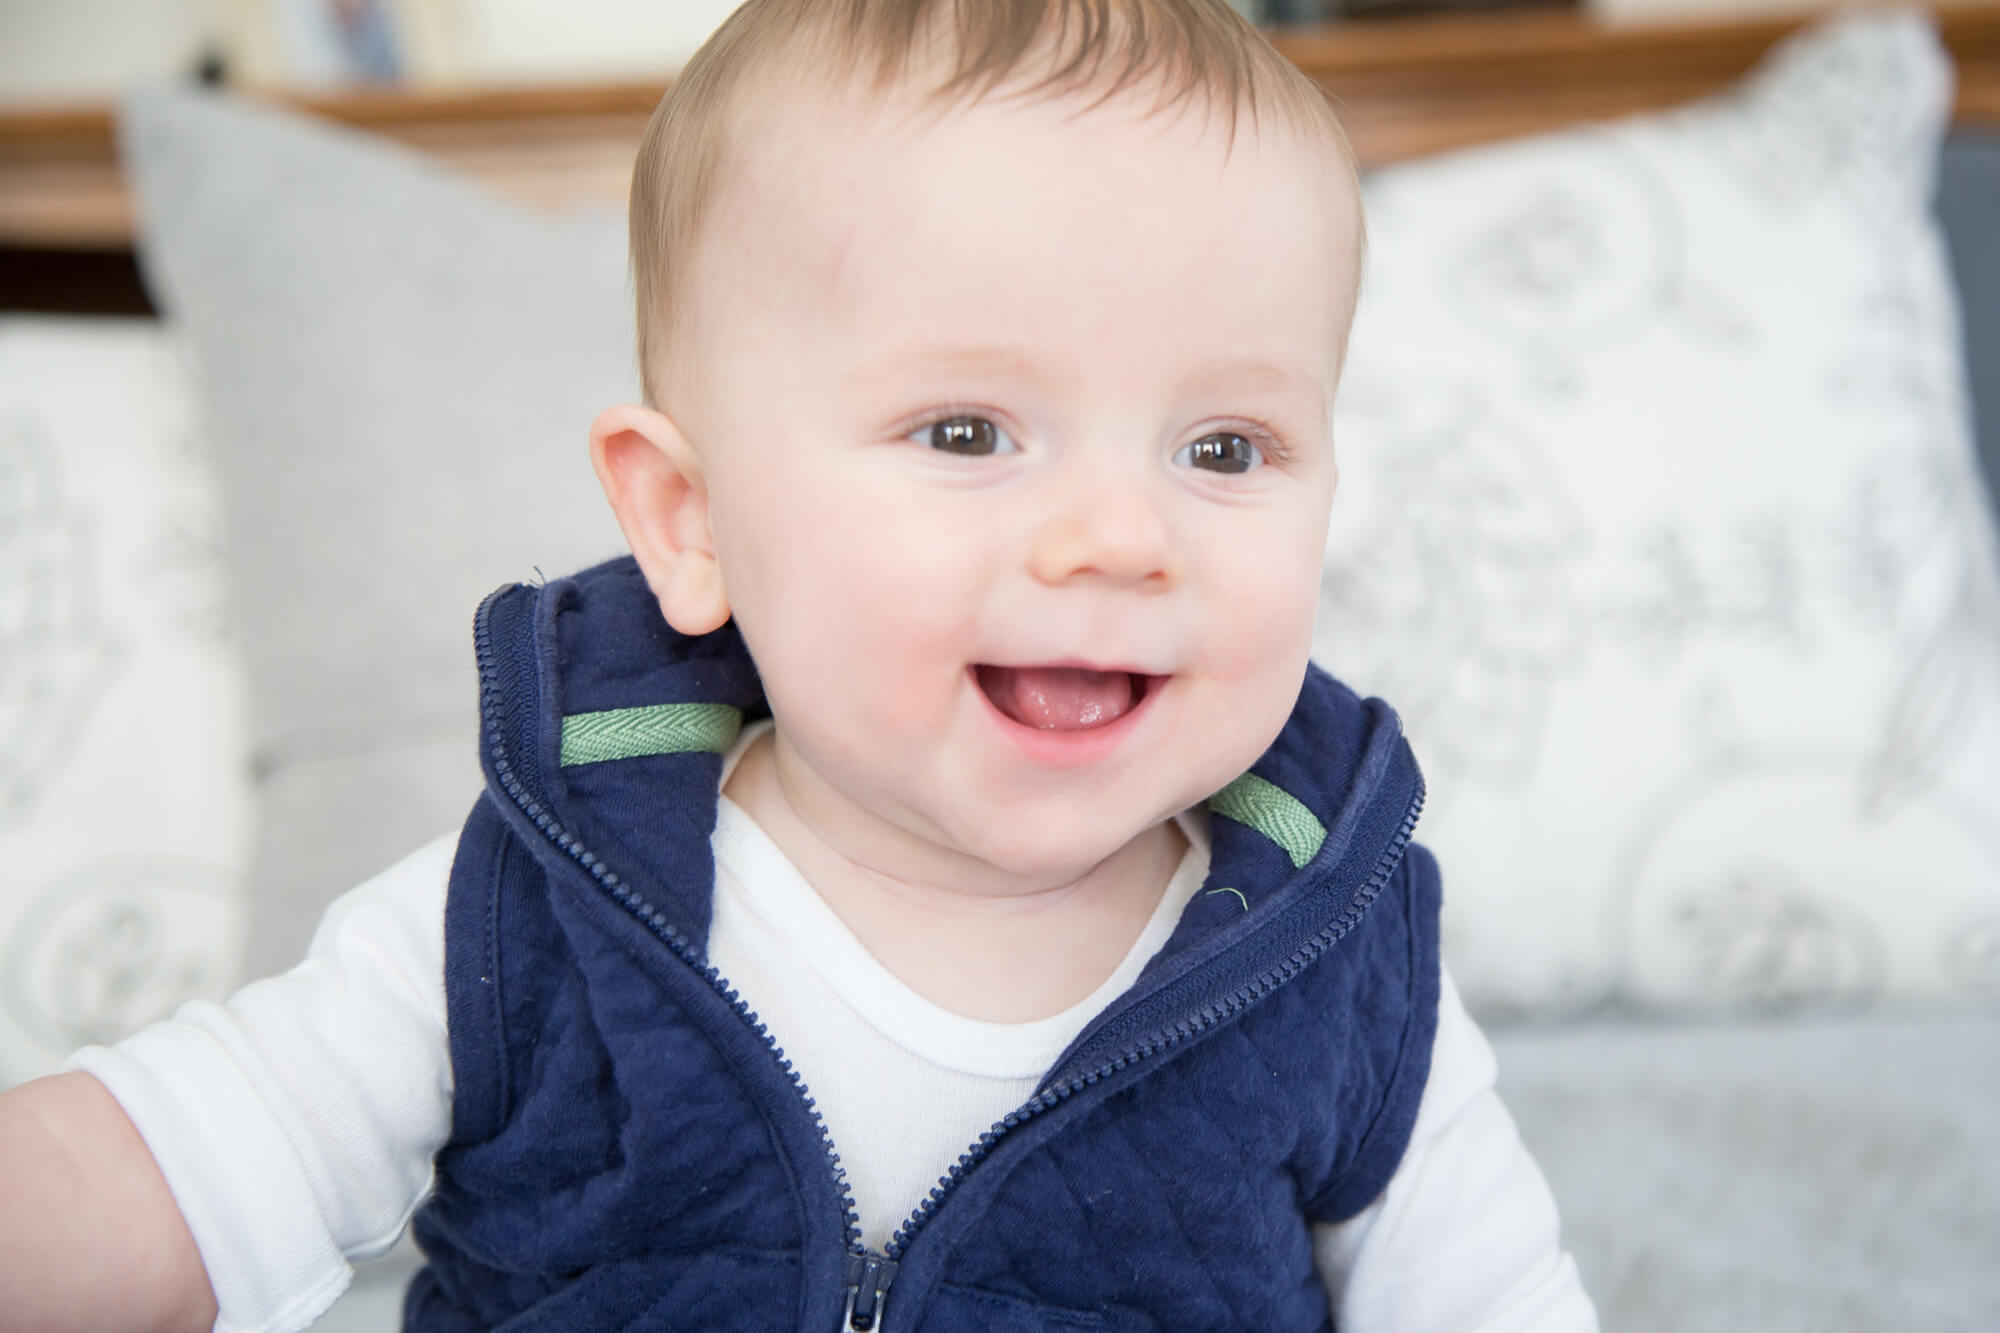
[[1317, 12, 2000, 1018], [0, 318, 251, 1087], [410, 558, 1439, 1330]]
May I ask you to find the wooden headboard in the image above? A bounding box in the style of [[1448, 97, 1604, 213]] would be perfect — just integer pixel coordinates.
[[1, 3, 1996, 261]]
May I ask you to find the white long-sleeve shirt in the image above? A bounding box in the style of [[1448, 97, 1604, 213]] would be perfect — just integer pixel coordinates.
[[71, 741, 1595, 1333]]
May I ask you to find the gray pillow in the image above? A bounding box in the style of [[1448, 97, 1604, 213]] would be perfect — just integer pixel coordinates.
[[119, 89, 631, 975], [1938, 130, 2000, 516]]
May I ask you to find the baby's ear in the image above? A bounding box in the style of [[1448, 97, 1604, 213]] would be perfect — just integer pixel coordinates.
[[589, 404, 731, 635]]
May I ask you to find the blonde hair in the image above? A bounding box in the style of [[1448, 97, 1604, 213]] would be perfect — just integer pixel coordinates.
[[630, 0, 1355, 404]]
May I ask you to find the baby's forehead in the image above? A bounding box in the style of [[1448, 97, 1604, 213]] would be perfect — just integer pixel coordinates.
[[668, 67, 1359, 426], [709, 63, 1360, 277], [630, 2, 1363, 407]]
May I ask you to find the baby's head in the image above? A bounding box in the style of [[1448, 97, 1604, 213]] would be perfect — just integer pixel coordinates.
[[591, 0, 1364, 889]]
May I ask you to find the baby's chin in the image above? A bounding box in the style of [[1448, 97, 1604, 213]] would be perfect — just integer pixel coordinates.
[[926, 784, 1196, 889]]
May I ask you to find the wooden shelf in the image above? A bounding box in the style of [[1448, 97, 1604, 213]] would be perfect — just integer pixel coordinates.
[[3, 3, 1997, 251], [0, 85, 664, 249], [1274, 3, 2000, 161]]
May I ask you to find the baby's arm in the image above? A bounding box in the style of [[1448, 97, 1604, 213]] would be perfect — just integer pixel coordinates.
[[0, 1071, 218, 1332], [1, 834, 457, 1333], [1314, 968, 1599, 1331]]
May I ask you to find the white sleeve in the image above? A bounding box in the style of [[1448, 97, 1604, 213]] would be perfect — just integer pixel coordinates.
[[64, 834, 458, 1333], [1313, 967, 1599, 1333]]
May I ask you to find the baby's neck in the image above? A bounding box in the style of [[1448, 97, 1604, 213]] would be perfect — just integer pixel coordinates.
[[723, 729, 1188, 1023]]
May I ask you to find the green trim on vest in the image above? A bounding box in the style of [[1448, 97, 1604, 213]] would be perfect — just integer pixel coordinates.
[[1207, 772, 1326, 870], [560, 703, 744, 767]]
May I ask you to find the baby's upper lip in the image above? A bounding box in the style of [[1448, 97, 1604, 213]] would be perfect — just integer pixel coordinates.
[[972, 658, 1171, 677]]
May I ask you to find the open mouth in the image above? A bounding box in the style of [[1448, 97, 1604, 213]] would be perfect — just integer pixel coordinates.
[[972, 664, 1162, 732]]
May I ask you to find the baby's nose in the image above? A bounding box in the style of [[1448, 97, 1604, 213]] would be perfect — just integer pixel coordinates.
[[1027, 482, 1177, 590]]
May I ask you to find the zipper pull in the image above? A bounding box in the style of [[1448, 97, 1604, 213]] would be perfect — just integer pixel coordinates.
[[841, 1253, 898, 1332]]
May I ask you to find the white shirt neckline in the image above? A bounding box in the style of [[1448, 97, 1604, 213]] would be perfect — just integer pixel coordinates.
[[711, 798, 1209, 1081], [711, 721, 1212, 1081]]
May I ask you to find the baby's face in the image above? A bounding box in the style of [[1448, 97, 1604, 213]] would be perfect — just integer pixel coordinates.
[[666, 71, 1359, 884]]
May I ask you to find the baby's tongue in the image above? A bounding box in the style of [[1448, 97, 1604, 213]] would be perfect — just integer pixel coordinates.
[[982, 666, 1134, 731]]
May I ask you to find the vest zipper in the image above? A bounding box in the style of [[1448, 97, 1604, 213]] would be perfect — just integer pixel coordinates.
[[476, 586, 1420, 1327], [879, 781, 1425, 1266], [474, 595, 872, 1275], [841, 1253, 898, 1331]]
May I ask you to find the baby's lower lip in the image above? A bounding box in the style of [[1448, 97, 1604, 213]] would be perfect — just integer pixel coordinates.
[[972, 664, 1162, 732]]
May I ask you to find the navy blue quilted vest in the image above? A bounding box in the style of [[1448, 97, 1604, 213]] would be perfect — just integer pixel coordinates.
[[406, 557, 1441, 1332]]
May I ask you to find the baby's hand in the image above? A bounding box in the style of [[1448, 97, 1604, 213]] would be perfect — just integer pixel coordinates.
[[0, 1072, 217, 1333]]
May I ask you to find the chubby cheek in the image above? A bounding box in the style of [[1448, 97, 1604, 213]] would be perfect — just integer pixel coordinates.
[[1190, 535, 1322, 761], [714, 473, 984, 737], [1208, 495, 1320, 649]]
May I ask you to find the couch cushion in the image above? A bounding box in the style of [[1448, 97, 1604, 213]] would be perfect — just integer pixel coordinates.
[[0, 317, 252, 1086], [118, 90, 629, 976], [1495, 1013, 2000, 1332], [1320, 12, 2000, 1018]]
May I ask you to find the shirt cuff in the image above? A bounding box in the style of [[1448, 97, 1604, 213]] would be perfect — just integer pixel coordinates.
[[67, 1018, 353, 1333]]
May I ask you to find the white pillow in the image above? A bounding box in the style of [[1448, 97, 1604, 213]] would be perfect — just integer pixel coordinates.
[[0, 317, 252, 1085], [1318, 12, 2000, 1017]]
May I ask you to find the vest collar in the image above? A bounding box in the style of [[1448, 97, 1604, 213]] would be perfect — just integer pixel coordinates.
[[473, 555, 1424, 1079]]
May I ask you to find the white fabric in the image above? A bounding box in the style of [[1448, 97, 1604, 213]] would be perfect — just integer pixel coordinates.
[[1318, 976, 1591, 1333], [712, 793, 1213, 1248], [1315, 12, 2000, 1017], [71, 727, 1594, 1332], [71, 837, 456, 1333], [0, 316, 253, 1089]]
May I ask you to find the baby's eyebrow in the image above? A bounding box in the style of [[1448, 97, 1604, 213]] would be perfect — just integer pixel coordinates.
[[1180, 357, 1325, 400], [856, 343, 1042, 379], [834, 343, 1050, 405], [847, 344, 1325, 403]]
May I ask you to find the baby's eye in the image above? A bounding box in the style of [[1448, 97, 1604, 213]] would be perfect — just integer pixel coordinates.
[[918, 415, 1018, 456], [1174, 431, 1263, 474]]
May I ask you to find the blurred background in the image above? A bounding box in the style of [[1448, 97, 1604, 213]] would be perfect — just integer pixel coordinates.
[[2, 0, 1999, 1329], [0, 0, 1909, 109], [0, 0, 745, 100]]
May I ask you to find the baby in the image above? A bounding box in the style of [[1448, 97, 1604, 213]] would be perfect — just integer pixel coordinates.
[[0, 2, 1597, 1330]]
